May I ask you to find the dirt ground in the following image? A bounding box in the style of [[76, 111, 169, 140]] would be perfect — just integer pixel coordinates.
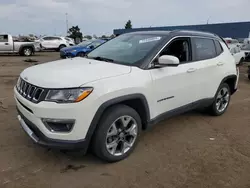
[[1, 52, 250, 188]]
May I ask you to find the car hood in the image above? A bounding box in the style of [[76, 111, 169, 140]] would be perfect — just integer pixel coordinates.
[[20, 57, 131, 88]]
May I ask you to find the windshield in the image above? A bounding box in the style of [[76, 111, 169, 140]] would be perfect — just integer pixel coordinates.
[[78, 40, 92, 46], [87, 34, 164, 65], [87, 40, 104, 48]]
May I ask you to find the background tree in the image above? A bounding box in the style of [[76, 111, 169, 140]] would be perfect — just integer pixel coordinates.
[[68, 25, 83, 42], [125, 20, 132, 29], [93, 34, 98, 39]]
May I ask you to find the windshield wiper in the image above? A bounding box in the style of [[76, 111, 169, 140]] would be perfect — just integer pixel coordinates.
[[88, 56, 114, 62]]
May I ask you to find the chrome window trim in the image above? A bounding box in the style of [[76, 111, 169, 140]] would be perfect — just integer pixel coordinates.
[[148, 35, 223, 68]]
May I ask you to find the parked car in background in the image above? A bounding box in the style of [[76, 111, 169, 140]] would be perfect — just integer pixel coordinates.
[[240, 44, 250, 61], [15, 30, 239, 162], [0, 34, 41, 56], [64, 37, 75, 46], [228, 44, 245, 65], [224, 37, 241, 47], [243, 38, 250, 45], [60, 39, 106, 58], [37, 36, 71, 51]]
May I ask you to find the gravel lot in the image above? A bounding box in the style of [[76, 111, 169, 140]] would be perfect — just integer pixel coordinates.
[[1, 52, 250, 188]]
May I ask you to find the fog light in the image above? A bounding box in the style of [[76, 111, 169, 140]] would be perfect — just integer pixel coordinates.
[[42, 118, 75, 133]]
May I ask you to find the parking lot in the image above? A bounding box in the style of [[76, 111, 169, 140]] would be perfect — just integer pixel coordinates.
[[1, 52, 250, 188]]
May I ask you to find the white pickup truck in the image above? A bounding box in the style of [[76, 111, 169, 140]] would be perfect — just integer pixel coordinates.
[[0, 34, 41, 56]]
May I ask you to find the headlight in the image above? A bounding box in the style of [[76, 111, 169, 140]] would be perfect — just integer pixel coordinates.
[[16, 77, 21, 90], [45, 87, 93, 103]]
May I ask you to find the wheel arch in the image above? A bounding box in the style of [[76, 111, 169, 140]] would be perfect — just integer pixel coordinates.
[[84, 94, 150, 151], [219, 74, 237, 96], [19, 44, 35, 54]]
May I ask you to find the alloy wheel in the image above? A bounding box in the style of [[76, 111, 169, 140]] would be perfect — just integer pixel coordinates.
[[24, 48, 32, 56], [106, 115, 138, 157], [215, 87, 230, 113]]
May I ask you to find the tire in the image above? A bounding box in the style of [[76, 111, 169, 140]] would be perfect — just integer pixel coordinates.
[[248, 74, 250, 80], [239, 58, 244, 66], [21, 47, 33, 56], [76, 52, 85, 57], [92, 105, 142, 163], [57, 45, 66, 51], [207, 83, 231, 116]]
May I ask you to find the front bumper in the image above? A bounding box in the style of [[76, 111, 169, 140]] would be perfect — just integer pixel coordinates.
[[17, 108, 87, 150], [60, 51, 75, 58], [14, 87, 97, 147], [35, 46, 41, 52]]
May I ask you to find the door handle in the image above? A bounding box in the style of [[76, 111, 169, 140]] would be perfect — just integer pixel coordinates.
[[217, 62, 224, 66], [5, 43, 9, 45], [187, 68, 197, 73]]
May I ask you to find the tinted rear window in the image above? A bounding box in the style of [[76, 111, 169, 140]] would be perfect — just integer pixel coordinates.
[[193, 38, 216, 61]]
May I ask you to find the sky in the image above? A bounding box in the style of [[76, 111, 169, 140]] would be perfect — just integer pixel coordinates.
[[0, 0, 250, 37]]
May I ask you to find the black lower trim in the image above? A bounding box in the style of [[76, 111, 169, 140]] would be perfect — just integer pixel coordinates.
[[148, 98, 214, 126], [220, 75, 238, 95], [17, 108, 88, 152]]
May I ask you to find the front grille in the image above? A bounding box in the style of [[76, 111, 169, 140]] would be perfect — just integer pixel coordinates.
[[16, 78, 46, 103]]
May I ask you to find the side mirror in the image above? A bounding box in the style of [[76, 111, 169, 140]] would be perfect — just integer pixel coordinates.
[[158, 55, 180, 66], [88, 45, 94, 49]]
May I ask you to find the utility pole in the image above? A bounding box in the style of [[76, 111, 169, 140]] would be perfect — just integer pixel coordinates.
[[66, 13, 69, 35], [207, 17, 210, 24]]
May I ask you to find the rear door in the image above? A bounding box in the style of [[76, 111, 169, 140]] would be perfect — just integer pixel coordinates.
[[50, 37, 61, 48], [191, 37, 225, 99], [0, 35, 12, 52]]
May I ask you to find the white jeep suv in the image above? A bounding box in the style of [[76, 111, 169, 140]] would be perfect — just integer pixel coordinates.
[[14, 30, 239, 162]]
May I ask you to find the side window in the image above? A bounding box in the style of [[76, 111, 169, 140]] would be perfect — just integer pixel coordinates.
[[214, 40, 223, 55], [157, 38, 192, 63], [54, 37, 62, 40], [0, 35, 8, 42], [42, 37, 50, 41], [50, 37, 57, 40], [193, 38, 216, 61]]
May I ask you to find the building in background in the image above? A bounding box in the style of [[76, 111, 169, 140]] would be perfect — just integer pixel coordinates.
[[113, 21, 250, 39]]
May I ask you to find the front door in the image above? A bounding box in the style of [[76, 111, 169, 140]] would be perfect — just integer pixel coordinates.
[[149, 37, 201, 116], [41, 37, 52, 49]]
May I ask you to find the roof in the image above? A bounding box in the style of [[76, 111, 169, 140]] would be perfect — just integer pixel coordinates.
[[123, 30, 221, 40], [126, 30, 171, 35]]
